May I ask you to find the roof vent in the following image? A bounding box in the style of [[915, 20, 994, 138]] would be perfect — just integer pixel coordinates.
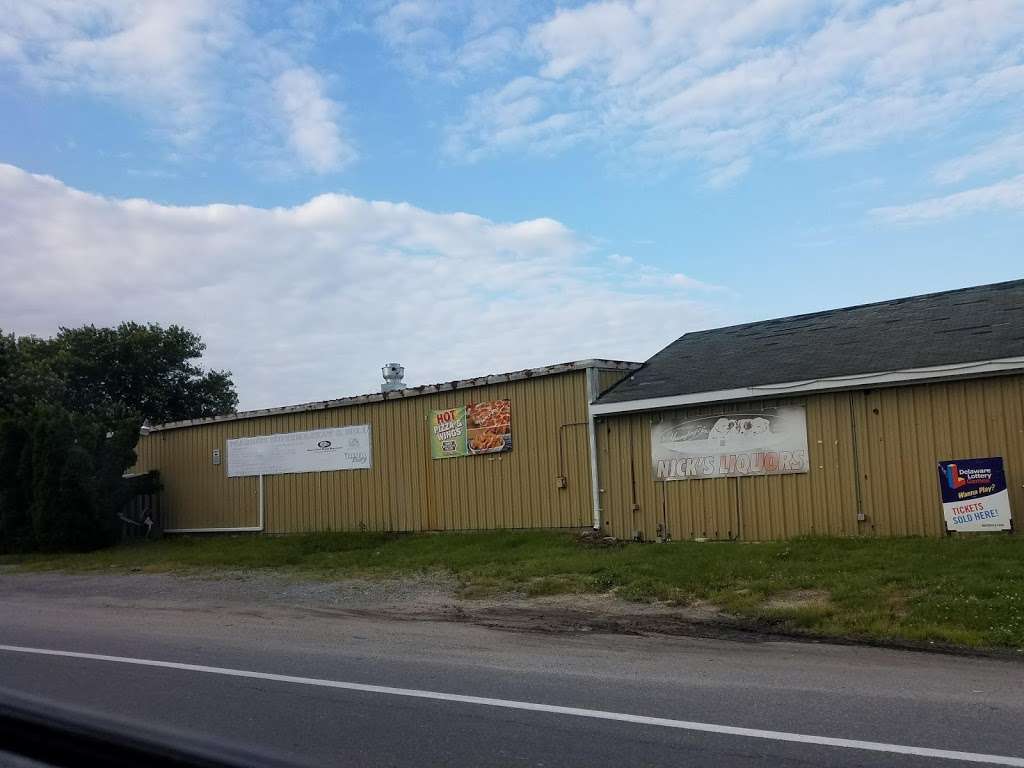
[[382, 362, 405, 393]]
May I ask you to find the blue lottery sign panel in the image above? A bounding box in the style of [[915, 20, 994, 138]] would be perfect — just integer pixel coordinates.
[[937, 457, 1012, 532]]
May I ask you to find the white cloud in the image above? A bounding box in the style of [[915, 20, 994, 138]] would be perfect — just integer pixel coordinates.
[[445, 76, 592, 162], [933, 131, 1024, 185], [448, 0, 1024, 184], [871, 129, 1024, 223], [606, 252, 719, 290], [870, 175, 1024, 222], [706, 157, 751, 189], [372, 0, 527, 80], [0, 1, 240, 140], [667, 273, 709, 290], [0, 163, 724, 410], [0, 1, 353, 172], [274, 68, 355, 173]]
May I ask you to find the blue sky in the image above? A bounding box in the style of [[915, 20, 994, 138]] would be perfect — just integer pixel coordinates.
[[2, 1, 1023, 409]]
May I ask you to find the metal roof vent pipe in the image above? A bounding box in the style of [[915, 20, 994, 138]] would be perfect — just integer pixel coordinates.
[[382, 362, 405, 393]]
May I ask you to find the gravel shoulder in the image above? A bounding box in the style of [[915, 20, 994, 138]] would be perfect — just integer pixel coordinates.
[[0, 567, 724, 629], [2, 568, 1019, 659]]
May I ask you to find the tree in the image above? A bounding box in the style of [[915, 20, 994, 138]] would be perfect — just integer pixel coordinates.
[[0, 322, 237, 426], [18, 407, 136, 552], [49, 322, 238, 425], [0, 419, 33, 551], [0, 332, 63, 418], [0, 322, 234, 552]]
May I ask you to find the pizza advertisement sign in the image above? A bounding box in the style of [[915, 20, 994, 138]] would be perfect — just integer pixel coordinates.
[[430, 406, 467, 459], [937, 457, 1012, 532], [466, 400, 512, 455], [429, 400, 512, 459]]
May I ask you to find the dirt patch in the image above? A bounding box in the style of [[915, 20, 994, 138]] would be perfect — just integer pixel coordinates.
[[761, 589, 830, 611], [445, 605, 793, 643]]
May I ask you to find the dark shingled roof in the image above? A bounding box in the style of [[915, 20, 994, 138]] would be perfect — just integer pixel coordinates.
[[597, 279, 1024, 405]]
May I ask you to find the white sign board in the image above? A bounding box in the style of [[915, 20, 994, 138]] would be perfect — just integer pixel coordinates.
[[227, 425, 371, 477], [652, 406, 809, 481]]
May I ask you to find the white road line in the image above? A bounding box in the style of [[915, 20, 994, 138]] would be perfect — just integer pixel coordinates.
[[0, 644, 1021, 766]]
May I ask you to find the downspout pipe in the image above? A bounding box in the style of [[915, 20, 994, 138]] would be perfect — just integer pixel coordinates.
[[164, 474, 264, 534], [586, 367, 602, 531]]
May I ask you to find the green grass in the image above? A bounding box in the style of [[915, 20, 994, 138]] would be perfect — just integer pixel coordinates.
[[4, 531, 1024, 650]]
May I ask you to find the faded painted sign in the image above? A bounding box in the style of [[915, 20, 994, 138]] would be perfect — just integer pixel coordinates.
[[651, 407, 809, 481]]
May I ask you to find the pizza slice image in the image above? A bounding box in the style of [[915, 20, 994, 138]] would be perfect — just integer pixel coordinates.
[[466, 400, 512, 454]]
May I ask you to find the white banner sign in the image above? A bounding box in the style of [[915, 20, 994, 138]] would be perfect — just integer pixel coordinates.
[[227, 425, 371, 477], [652, 406, 809, 481]]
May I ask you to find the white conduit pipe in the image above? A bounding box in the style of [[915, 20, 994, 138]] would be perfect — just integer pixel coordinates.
[[586, 367, 602, 531], [164, 474, 264, 534]]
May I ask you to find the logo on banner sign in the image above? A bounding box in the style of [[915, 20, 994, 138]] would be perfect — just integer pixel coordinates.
[[942, 462, 992, 490], [937, 457, 1012, 532]]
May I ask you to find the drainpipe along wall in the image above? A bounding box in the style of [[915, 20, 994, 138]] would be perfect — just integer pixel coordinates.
[[586, 367, 602, 530]]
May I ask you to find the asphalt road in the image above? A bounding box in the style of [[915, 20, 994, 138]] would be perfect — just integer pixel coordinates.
[[0, 571, 1022, 767]]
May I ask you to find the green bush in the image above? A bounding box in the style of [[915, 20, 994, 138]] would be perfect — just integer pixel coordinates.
[[0, 406, 139, 553], [0, 420, 33, 551]]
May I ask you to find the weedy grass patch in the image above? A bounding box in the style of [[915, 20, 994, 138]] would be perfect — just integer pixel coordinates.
[[5, 531, 1023, 649]]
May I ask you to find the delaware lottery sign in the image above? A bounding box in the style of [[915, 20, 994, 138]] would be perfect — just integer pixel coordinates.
[[937, 457, 1012, 532]]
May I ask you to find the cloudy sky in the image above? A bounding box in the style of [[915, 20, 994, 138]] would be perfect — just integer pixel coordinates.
[[2, 1, 1022, 409]]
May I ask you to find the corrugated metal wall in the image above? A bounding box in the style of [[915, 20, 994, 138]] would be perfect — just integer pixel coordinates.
[[135, 370, 598, 533], [137, 369, 1023, 539], [853, 375, 1024, 537], [599, 374, 1024, 540], [597, 368, 632, 396]]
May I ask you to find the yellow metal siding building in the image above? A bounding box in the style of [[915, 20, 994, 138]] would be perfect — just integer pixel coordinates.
[[596, 375, 1024, 541], [135, 361, 636, 534], [136, 281, 1024, 542], [591, 280, 1024, 541]]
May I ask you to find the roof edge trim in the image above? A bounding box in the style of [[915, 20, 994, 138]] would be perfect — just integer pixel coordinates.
[[147, 359, 641, 433], [591, 356, 1024, 416]]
